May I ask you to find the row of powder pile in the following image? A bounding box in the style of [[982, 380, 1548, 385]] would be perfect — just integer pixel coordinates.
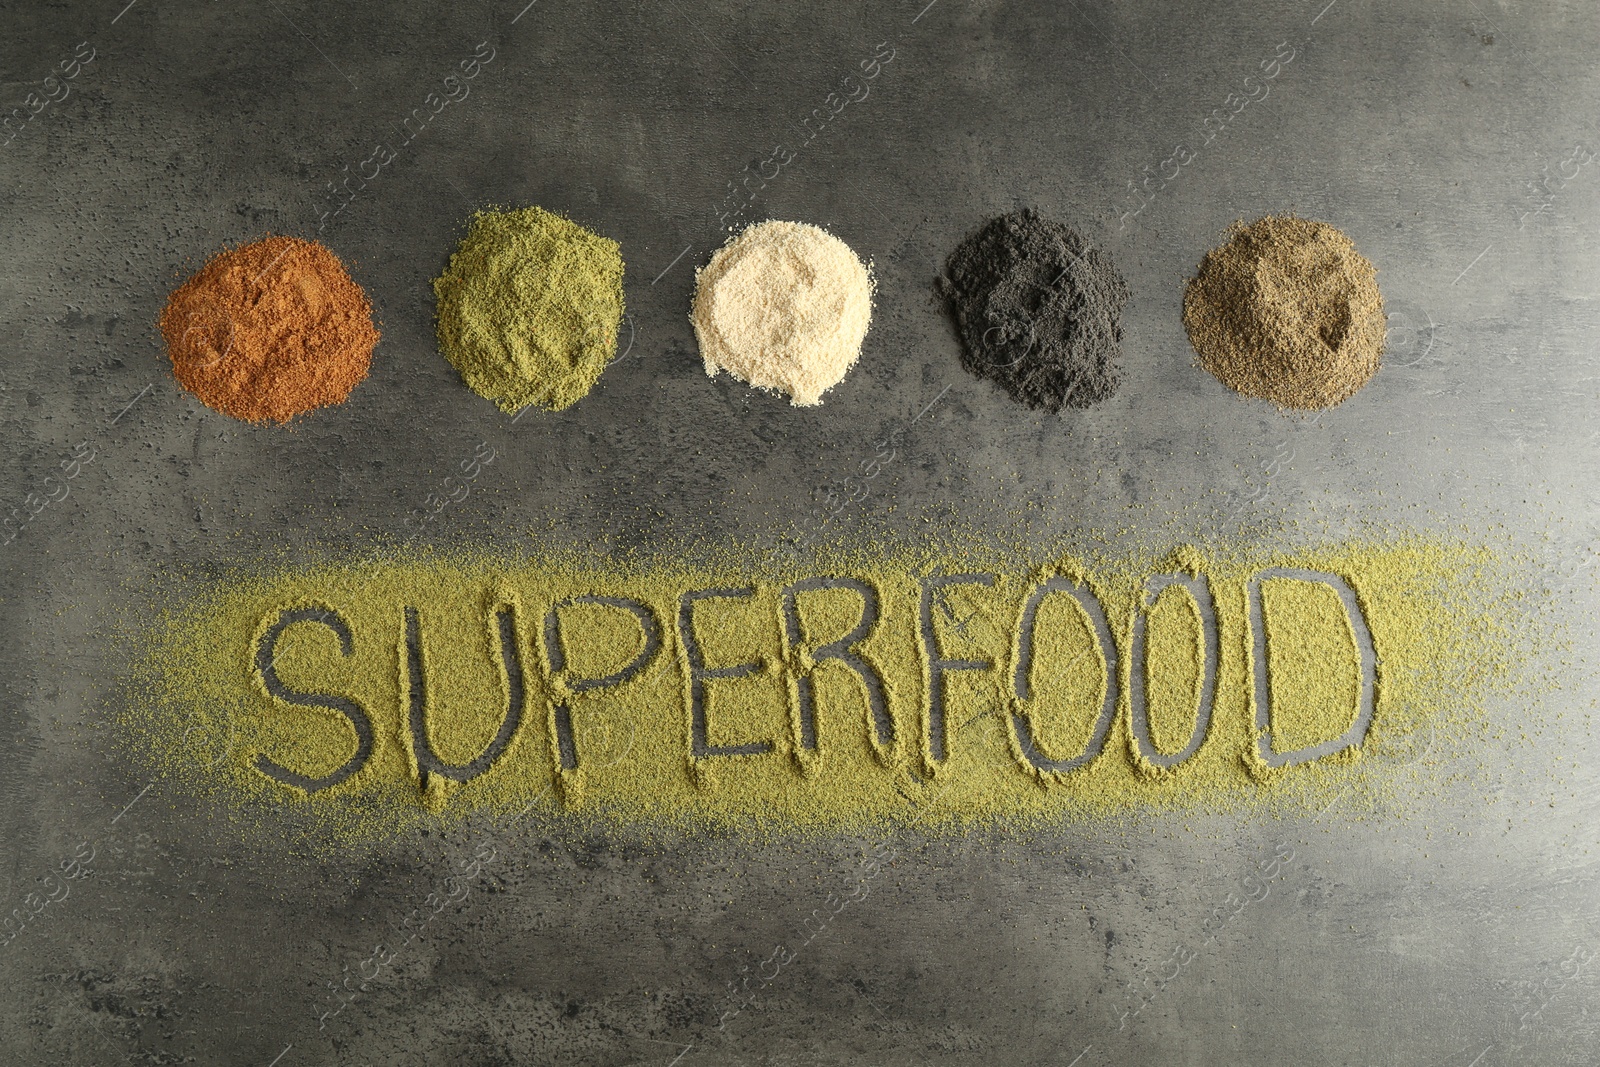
[[158, 207, 1386, 424]]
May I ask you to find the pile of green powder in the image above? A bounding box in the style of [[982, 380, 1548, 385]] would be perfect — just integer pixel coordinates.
[[434, 206, 625, 413]]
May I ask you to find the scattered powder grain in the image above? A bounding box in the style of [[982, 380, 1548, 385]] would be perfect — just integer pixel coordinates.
[[691, 220, 873, 406], [158, 236, 379, 424], [939, 209, 1129, 412], [1183, 214, 1385, 410], [434, 206, 625, 414], [125, 537, 1531, 838]]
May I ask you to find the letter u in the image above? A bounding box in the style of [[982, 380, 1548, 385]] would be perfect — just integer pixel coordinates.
[[403, 601, 527, 787]]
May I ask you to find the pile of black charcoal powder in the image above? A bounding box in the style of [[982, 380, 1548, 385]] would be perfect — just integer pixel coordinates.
[[938, 209, 1130, 412]]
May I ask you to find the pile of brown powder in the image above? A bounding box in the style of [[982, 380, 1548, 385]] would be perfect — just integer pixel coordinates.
[[690, 220, 873, 406], [159, 237, 379, 424], [1183, 215, 1385, 410]]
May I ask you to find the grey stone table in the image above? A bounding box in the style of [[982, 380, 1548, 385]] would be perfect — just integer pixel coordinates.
[[2, 0, 1597, 1063]]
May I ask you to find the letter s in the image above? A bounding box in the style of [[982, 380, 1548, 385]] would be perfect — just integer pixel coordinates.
[[252, 605, 375, 791]]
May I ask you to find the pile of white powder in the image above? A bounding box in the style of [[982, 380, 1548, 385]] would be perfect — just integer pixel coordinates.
[[690, 220, 873, 406]]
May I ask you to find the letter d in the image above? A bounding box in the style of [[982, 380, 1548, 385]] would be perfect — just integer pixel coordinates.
[[1246, 568, 1376, 768]]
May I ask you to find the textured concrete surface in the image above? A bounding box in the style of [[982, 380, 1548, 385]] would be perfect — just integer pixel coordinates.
[[2, 0, 1598, 1063]]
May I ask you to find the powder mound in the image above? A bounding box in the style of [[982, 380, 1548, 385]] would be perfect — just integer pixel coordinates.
[[434, 206, 625, 414], [159, 236, 379, 424], [691, 220, 873, 406], [1183, 214, 1385, 411], [939, 209, 1130, 412]]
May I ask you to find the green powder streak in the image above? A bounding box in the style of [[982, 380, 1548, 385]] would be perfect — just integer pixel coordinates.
[[122, 538, 1533, 840], [433, 206, 624, 413]]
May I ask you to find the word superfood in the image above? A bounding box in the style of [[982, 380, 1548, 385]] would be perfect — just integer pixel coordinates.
[[133, 541, 1507, 827]]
